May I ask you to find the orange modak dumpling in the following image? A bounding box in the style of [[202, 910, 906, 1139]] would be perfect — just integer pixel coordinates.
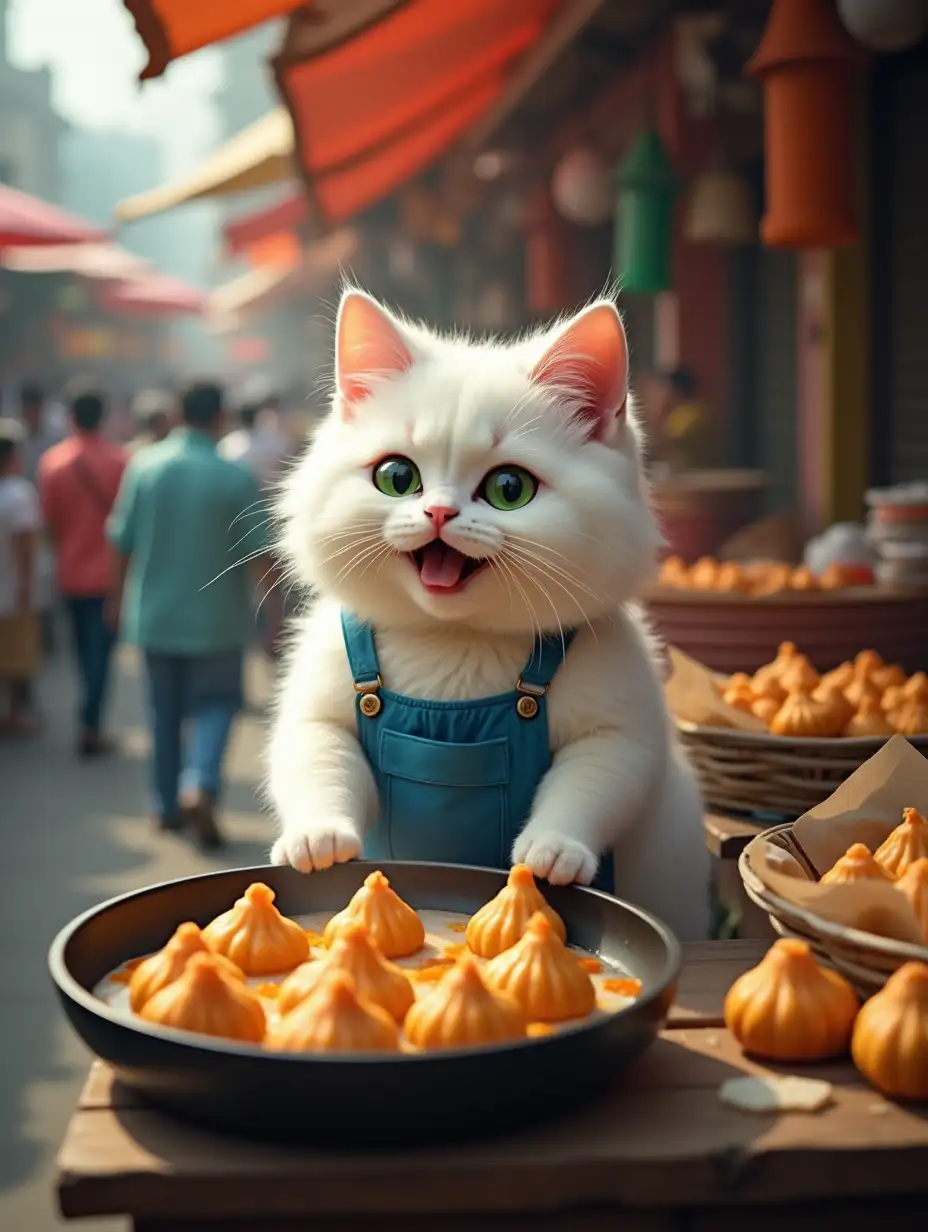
[[903, 671, 928, 703], [752, 642, 798, 693], [820, 842, 891, 886], [844, 674, 883, 711], [690, 556, 719, 589], [778, 654, 819, 695], [812, 683, 855, 730], [266, 970, 399, 1054], [889, 698, 928, 736], [844, 695, 895, 739], [716, 562, 747, 592], [484, 912, 595, 1022], [851, 963, 928, 1100], [769, 692, 839, 738], [323, 871, 425, 958], [724, 938, 857, 1061], [722, 683, 755, 715], [659, 555, 688, 586], [404, 955, 526, 1050], [882, 684, 907, 714], [139, 953, 265, 1043], [466, 864, 567, 958], [872, 663, 906, 692], [896, 860, 928, 941], [129, 922, 242, 1013], [790, 565, 819, 591], [202, 883, 309, 976], [279, 921, 414, 1020], [751, 696, 781, 725], [874, 808, 928, 880], [820, 660, 855, 693]]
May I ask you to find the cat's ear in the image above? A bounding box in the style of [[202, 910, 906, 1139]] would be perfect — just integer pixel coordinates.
[[335, 290, 414, 409], [529, 301, 629, 439]]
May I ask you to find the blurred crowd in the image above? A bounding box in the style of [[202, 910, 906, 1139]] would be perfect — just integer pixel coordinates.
[[0, 377, 306, 847]]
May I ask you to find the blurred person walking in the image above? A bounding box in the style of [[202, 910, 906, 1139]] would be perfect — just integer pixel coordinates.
[[0, 420, 42, 737], [127, 389, 175, 456], [218, 393, 289, 489], [37, 386, 127, 757], [19, 382, 62, 656], [108, 381, 275, 848]]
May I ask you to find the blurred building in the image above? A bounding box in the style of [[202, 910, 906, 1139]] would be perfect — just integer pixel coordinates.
[[0, 0, 66, 198]]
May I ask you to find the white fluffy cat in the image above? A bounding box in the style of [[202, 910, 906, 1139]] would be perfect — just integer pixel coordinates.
[[268, 289, 710, 941]]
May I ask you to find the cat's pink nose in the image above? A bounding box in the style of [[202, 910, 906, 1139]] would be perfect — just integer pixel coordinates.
[[424, 504, 459, 529]]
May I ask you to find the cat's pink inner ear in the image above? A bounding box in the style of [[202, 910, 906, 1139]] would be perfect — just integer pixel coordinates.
[[529, 303, 629, 437], [336, 292, 413, 406]]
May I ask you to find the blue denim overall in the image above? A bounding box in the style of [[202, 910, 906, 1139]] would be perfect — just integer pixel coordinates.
[[341, 613, 614, 892]]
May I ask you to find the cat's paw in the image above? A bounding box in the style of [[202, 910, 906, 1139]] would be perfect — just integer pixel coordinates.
[[270, 819, 362, 873], [512, 831, 598, 886]]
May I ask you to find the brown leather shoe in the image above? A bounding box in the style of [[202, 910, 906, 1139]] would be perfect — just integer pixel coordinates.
[[179, 788, 224, 850]]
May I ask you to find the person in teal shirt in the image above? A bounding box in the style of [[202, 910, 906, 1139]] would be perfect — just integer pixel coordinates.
[[108, 381, 275, 847]]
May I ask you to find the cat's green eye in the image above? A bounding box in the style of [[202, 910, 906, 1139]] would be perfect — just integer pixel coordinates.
[[480, 465, 538, 512], [373, 455, 422, 498]]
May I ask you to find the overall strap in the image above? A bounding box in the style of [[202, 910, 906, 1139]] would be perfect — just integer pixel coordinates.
[[517, 630, 577, 710], [340, 612, 382, 688]]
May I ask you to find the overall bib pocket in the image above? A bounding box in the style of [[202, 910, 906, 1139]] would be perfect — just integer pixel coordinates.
[[373, 729, 510, 868]]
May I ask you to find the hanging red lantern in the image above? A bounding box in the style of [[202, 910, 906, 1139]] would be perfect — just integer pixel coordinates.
[[747, 0, 865, 249], [524, 187, 570, 317]]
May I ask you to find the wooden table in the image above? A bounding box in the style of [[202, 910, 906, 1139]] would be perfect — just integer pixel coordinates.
[[56, 939, 928, 1231]]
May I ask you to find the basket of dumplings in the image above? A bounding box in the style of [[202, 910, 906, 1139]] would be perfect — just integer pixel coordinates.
[[665, 643, 928, 818], [739, 736, 928, 994]]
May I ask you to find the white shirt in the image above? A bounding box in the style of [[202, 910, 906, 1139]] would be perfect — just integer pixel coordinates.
[[0, 475, 42, 616], [218, 418, 288, 488]]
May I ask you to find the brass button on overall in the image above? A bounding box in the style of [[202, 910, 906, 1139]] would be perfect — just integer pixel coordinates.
[[516, 694, 539, 719], [354, 675, 383, 718]]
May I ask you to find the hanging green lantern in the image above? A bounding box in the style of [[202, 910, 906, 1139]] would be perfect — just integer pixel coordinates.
[[614, 129, 679, 293]]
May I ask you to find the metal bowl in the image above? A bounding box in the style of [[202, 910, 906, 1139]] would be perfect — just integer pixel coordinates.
[[49, 861, 680, 1145]]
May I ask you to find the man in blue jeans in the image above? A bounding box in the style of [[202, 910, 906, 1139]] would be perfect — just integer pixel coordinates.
[[107, 381, 276, 847], [38, 386, 127, 756]]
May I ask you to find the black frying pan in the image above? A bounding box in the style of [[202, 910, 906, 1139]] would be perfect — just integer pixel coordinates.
[[49, 861, 680, 1146]]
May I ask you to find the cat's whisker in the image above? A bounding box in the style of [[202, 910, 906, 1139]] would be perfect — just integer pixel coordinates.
[[229, 516, 275, 555], [333, 541, 395, 587], [497, 555, 543, 646], [316, 533, 384, 569], [202, 548, 266, 590], [229, 498, 271, 529], [504, 542, 605, 613], [502, 548, 599, 642]]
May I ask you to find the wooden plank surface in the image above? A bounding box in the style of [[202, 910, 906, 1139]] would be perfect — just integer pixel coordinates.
[[702, 815, 763, 861], [58, 1027, 928, 1221]]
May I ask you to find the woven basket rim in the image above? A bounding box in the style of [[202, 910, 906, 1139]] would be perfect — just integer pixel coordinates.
[[675, 721, 928, 751], [739, 825, 928, 964]]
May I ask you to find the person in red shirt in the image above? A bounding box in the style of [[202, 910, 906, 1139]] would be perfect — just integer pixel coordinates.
[[37, 386, 127, 757]]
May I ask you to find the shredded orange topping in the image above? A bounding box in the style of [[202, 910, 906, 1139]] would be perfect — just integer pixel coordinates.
[[602, 977, 642, 997], [303, 930, 325, 947], [576, 957, 603, 974], [443, 942, 467, 958], [527, 1022, 556, 1037], [447, 922, 467, 933], [407, 955, 456, 983], [255, 982, 281, 999]]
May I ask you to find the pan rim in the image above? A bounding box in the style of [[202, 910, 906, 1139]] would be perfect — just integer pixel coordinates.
[[49, 860, 682, 1066]]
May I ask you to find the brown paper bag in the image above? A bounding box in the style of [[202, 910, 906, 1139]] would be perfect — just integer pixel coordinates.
[[664, 646, 767, 733], [748, 736, 928, 948]]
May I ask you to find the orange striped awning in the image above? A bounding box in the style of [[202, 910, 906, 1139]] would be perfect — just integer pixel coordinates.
[[275, 0, 565, 228], [124, 0, 308, 80]]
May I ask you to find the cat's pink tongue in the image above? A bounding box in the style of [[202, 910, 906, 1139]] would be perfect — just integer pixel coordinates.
[[419, 542, 466, 589]]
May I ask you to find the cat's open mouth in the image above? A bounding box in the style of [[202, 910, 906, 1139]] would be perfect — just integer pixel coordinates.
[[410, 542, 488, 594]]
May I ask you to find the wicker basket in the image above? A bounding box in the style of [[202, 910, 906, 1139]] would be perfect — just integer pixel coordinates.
[[645, 584, 928, 674], [739, 824, 928, 994], [677, 722, 928, 819]]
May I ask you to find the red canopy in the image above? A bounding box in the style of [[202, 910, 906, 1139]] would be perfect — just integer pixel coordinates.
[[0, 184, 107, 249], [99, 273, 205, 318], [224, 192, 308, 258], [275, 0, 561, 228], [124, 0, 310, 80]]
